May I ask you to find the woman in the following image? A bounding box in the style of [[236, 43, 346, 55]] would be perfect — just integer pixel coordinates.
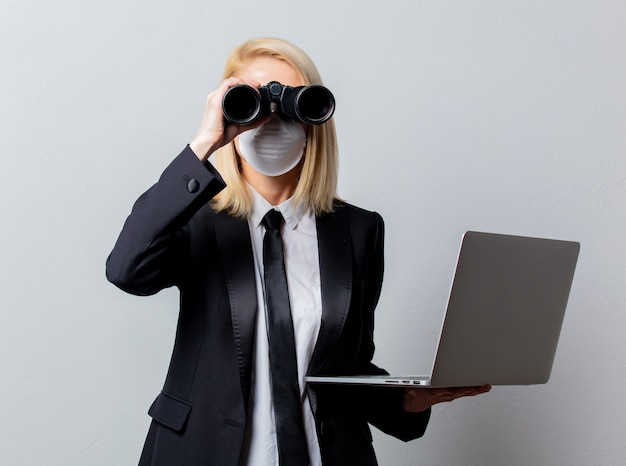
[[107, 37, 488, 466]]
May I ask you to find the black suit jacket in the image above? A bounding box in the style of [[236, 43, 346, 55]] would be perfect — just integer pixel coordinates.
[[107, 146, 430, 466]]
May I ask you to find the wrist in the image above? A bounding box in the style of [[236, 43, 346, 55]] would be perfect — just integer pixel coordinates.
[[189, 137, 220, 162]]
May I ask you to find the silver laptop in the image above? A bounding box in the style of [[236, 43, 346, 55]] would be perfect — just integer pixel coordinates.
[[306, 231, 580, 388]]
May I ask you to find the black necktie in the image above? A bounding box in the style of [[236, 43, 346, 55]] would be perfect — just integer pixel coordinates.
[[262, 209, 310, 466]]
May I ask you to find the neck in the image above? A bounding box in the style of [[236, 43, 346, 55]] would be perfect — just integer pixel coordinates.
[[240, 158, 301, 206]]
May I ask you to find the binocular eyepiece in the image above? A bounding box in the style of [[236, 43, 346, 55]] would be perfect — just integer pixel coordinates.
[[222, 81, 335, 125]]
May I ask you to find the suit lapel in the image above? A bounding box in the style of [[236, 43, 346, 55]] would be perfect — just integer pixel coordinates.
[[212, 206, 353, 390], [309, 205, 353, 374], [214, 212, 257, 404]]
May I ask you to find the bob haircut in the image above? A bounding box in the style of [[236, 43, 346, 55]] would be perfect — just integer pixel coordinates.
[[210, 37, 339, 218]]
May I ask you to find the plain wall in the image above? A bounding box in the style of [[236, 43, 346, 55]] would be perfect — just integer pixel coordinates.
[[1, 1, 625, 465]]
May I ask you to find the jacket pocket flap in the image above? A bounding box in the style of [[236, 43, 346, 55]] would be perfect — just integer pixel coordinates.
[[147, 392, 192, 432]]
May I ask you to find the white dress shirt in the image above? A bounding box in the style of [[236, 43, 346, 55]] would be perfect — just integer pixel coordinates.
[[240, 186, 323, 466]]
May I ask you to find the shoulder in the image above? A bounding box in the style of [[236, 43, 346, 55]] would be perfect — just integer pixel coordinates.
[[329, 199, 384, 228], [319, 200, 385, 251]]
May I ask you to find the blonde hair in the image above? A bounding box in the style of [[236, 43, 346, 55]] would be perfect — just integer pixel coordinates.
[[211, 37, 338, 217]]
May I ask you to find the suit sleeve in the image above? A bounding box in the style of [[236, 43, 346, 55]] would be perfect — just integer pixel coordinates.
[[106, 146, 226, 296]]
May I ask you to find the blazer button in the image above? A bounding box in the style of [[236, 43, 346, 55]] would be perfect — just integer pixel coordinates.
[[187, 179, 200, 193]]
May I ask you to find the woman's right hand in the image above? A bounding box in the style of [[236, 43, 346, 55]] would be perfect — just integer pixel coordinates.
[[189, 77, 269, 162]]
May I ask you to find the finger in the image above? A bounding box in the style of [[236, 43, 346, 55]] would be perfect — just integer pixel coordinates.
[[208, 77, 251, 107], [223, 114, 271, 143], [239, 77, 262, 88], [221, 76, 262, 91], [238, 114, 272, 132], [465, 384, 491, 395], [448, 385, 491, 400]]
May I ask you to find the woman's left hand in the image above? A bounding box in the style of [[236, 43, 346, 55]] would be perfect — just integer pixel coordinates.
[[403, 385, 492, 413]]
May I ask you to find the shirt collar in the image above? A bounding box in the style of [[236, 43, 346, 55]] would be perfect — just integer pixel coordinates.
[[248, 184, 307, 231]]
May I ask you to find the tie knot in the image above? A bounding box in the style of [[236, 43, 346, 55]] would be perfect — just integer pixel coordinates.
[[262, 209, 284, 231]]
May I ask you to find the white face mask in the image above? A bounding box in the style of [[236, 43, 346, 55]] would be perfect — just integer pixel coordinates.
[[237, 116, 307, 177]]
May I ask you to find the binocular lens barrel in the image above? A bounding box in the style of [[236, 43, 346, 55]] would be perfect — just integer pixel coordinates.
[[294, 86, 335, 125], [221, 85, 262, 125], [222, 82, 335, 125]]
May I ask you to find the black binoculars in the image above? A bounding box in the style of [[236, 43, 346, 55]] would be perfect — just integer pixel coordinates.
[[222, 81, 335, 125]]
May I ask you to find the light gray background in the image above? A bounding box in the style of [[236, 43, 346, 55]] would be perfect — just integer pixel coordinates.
[[1, 1, 624, 465]]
